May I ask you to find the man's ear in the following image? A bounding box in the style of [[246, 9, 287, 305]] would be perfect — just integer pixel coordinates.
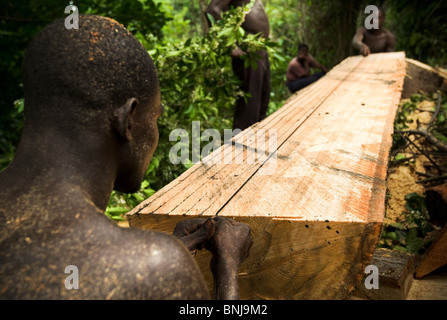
[[114, 98, 138, 141]]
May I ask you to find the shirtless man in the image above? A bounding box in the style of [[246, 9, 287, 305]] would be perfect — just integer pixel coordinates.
[[206, 0, 271, 131], [352, 7, 396, 56], [0, 15, 252, 300], [286, 43, 328, 93]]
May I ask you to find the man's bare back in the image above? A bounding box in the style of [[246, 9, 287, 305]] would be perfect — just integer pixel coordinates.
[[0, 14, 252, 300], [0, 186, 207, 299]]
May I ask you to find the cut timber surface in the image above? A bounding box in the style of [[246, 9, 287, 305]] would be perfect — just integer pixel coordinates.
[[402, 58, 447, 99], [351, 248, 418, 300], [127, 52, 407, 299]]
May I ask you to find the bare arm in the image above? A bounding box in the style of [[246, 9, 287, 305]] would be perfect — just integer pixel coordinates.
[[173, 216, 252, 300], [386, 32, 396, 52], [353, 27, 370, 56], [317, 63, 328, 73], [172, 218, 215, 254], [205, 217, 252, 300], [309, 55, 328, 73]]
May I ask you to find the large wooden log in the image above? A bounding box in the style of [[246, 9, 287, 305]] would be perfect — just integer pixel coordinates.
[[127, 52, 407, 299]]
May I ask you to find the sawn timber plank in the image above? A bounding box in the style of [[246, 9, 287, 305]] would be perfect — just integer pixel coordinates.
[[127, 52, 407, 299]]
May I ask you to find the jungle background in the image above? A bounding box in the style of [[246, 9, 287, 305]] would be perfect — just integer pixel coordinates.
[[1, 0, 446, 254]]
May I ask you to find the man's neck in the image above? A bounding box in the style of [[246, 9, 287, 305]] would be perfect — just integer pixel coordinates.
[[297, 57, 307, 67], [367, 28, 384, 36], [6, 125, 117, 212]]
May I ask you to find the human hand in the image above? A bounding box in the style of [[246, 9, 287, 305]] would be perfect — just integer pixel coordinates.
[[231, 47, 246, 59], [204, 217, 252, 274], [173, 218, 216, 255], [361, 44, 371, 56]]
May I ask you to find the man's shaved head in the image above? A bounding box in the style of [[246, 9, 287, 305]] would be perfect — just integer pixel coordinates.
[[20, 14, 162, 194], [22, 14, 159, 126]]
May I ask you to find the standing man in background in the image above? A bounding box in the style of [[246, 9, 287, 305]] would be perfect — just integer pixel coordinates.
[[353, 7, 396, 56], [206, 0, 271, 131]]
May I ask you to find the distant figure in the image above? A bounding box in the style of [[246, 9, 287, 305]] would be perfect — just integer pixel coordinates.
[[0, 15, 252, 300], [352, 7, 396, 56], [286, 44, 328, 94], [206, 0, 271, 131]]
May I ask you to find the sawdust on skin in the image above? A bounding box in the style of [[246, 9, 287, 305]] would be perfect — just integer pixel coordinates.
[[385, 98, 435, 225]]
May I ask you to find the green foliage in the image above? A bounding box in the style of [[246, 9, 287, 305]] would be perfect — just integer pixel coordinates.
[[380, 193, 433, 254], [431, 94, 447, 144], [154, 0, 207, 40], [152, 5, 251, 128], [106, 180, 156, 221], [149, 2, 274, 180], [0, 99, 24, 172], [384, 92, 446, 254], [386, 0, 447, 66], [395, 94, 422, 131], [392, 93, 447, 152], [390, 94, 421, 157]]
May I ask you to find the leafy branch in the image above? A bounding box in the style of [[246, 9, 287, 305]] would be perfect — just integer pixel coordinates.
[[381, 193, 434, 254], [390, 93, 447, 184]]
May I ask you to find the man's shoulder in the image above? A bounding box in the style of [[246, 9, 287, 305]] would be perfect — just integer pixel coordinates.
[[103, 228, 209, 299], [384, 29, 395, 39], [0, 217, 207, 299], [356, 26, 368, 34], [288, 57, 298, 67], [108, 226, 197, 273]]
